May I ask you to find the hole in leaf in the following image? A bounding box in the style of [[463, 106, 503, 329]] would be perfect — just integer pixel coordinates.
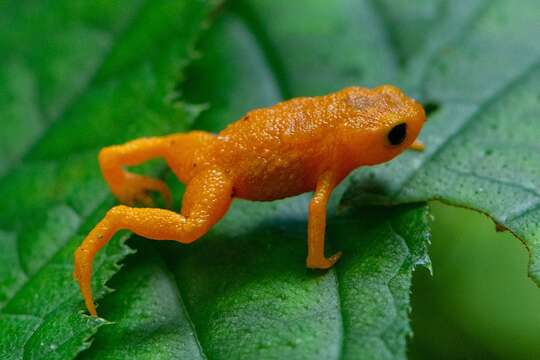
[[423, 101, 440, 116]]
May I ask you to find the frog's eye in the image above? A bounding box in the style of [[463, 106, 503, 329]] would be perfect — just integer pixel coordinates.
[[387, 123, 407, 146]]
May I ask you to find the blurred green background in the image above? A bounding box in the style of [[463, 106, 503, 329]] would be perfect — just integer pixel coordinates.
[[410, 203, 540, 359]]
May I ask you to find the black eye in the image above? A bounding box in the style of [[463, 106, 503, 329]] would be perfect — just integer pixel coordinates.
[[387, 123, 407, 146]]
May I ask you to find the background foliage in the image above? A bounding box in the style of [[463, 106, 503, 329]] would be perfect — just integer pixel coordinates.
[[0, 0, 539, 359]]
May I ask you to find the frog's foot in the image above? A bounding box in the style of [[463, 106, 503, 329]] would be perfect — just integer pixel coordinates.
[[306, 251, 342, 269], [73, 220, 114, 317], [113, 173, 172, 208]]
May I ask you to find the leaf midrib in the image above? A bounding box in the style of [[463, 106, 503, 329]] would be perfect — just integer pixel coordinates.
[[167, 260, 209, 360]]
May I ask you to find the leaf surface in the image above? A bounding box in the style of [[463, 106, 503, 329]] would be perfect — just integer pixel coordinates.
[[78, 241, 206, 360], [85, 200, 430, 359], [344, 0, 540, 282], [0, 1, 217, 358]]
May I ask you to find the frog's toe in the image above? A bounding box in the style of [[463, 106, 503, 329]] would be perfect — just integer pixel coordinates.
[[306, 251, 342, 269]]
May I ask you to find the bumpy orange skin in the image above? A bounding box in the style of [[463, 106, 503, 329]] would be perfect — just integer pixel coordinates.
[[74, 85, 425, 316]]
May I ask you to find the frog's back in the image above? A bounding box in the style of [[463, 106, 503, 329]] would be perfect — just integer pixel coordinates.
[[211, 94, 344, 200], [220, 95, 336, 143]]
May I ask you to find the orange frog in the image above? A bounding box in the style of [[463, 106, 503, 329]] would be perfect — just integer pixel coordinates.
[[74, 85, 426, 316]]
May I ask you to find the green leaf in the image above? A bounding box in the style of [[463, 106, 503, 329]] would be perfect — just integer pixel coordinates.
[[166, 203, 430, 359], [344, 0, 540, 283], [80, 5, 431, 359], [0, 0, 218, 358], [83, 200, 430, 359]]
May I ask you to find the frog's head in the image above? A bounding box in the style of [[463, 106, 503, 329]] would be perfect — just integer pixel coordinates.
[[338, 85, 426, 168]]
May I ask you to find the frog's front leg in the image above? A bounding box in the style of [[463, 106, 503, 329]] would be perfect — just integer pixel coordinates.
[[408, 139, 425, 151], [99, 136, 181, 207], [306, 170, 342, 269], [74, 168, 233, 316]]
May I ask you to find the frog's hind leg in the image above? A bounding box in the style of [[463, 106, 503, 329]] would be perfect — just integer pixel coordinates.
[[99, 131, 214, 207], [74, 168, 233, 316]]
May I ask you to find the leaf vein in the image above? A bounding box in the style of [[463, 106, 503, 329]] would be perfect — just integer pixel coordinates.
[[332, 268, 345, 360], [1, 193, 107, 312], [444, 166, 540, 200], [394, 59, 540, 200], [163, 253, 209, 360]]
